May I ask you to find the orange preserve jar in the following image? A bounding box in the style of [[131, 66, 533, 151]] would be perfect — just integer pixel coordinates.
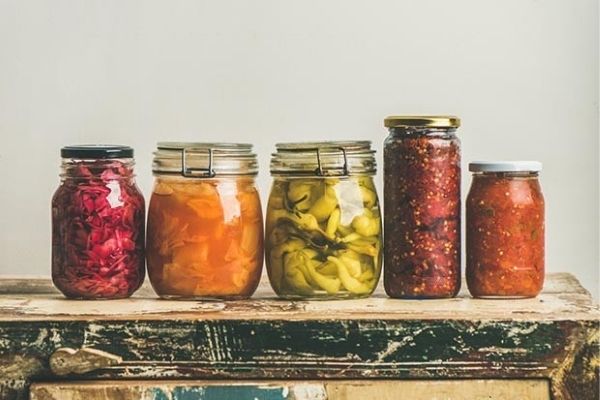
[[147, 143, 263, 299], [466, 161, 544, 298]]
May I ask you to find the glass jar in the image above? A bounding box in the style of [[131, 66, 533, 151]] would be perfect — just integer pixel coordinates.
[[466, 162, 545, 298], [52, 145, 145, 299], [383, 116, 461, 299], [266, 141, 382, 299], [146, 143, 263, 300]]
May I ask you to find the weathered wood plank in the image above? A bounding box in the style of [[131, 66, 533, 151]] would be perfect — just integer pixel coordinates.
[[30, 379, 551, 400], [0, 273, 594, 321], [0, 273, 596, 400], [0, 319, 588, 386], [549, 320, 600, 400]]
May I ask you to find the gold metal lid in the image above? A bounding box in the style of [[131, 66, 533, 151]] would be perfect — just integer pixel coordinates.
[[384, 115, 461, 128]]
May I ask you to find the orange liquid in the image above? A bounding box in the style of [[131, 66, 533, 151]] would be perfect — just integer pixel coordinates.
[[147, 177, 263, 299]]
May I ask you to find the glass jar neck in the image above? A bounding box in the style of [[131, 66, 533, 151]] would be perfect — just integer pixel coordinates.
[[60, 158, 135, 181], [387, 126, 457, 137]]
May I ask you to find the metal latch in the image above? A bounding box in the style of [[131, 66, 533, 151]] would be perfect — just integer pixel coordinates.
[[49, 347, 122, 376], [314, 147, 349, 176], [181, 147, 216, 178]]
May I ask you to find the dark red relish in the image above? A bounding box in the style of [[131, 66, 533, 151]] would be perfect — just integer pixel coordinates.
[[383, 120, 461, 298], [52, 157, 145, 299]]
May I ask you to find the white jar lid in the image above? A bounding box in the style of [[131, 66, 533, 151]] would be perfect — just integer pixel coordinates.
[[469, 161, 542, 173]]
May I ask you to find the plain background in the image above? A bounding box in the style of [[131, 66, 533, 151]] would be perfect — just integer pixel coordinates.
[[0, 0, 598, 298]]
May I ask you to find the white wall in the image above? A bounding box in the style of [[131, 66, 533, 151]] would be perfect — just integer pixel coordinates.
[[0, 0, 597, 298]]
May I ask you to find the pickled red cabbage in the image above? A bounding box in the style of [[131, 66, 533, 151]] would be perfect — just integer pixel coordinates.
[[52, 161, 145, 298]]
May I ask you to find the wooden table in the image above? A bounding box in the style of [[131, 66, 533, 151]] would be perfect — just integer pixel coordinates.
[[0, 273, 597, 400]]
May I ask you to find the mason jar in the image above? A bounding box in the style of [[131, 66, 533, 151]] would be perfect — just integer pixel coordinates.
[[466, 161, 545, 298], [383, 116, 461, 298], [51, 145, 145, 299], [266, 141, 382, 299], [146, 142, 263, 300]]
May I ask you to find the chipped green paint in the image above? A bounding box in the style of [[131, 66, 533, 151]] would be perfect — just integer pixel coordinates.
[[0, 318, 588, 400], [0, 274, 597, 400], [0, 319, 570, 374]]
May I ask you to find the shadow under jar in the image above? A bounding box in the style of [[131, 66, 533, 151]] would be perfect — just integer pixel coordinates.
[[383, 116, 461, 299], [466, 162, 545, 298], [146, 143, 263, 300], [266, 141, 382, 300], [52, 145, 145, 299]]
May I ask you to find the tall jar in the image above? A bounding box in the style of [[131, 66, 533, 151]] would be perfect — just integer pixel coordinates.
[[147, 143, 263, 300], [383, 116, 461, 298], [466, 162, 545, 298], [266, 141, 382, 300], [52, 145, 145, 299]]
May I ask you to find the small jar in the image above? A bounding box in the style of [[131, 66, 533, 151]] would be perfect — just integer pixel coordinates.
[[266, 141, 382, 299], [466, 161, 545, 298], [383, 116, 461, 298], [52, 145, 145, 299], [147, 142, 263, 300]]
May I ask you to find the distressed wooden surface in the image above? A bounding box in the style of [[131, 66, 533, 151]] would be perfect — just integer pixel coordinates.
[[49, 347, 122, 376], [30, 379, 551, 400], [0, 273, 594, 321], [0, 273, 597, 400]]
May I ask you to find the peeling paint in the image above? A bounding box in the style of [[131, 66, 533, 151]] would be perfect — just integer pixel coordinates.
[[0, 274, 596, 400]]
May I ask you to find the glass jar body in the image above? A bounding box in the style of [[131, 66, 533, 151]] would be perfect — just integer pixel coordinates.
[[265, 176, 382, 299], [146, 175, 263, 300], [383, 127, 461, 298], [51, 159, 145, 299], [466, 173, 545, 298]]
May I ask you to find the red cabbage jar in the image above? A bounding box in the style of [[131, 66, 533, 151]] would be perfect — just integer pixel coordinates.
[[52, 145, 145, 299]]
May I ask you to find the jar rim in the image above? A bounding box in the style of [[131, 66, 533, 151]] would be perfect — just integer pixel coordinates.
[[153, 142, 258, 177], [270, 140, 376, 176]]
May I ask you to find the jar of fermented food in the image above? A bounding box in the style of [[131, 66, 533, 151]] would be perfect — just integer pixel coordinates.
[[466, 161, 545, 298], [383, 116, 461, 298], [52, 145, 145, 299], [146, 143, 263, 300], [266, 141, 382, 299]]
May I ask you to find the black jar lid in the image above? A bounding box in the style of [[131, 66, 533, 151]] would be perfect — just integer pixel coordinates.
[[61, 145, 134, 159]]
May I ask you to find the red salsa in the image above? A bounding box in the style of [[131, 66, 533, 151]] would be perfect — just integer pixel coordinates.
[[383, 116, 461, 298], [466, 162, 544, 298]]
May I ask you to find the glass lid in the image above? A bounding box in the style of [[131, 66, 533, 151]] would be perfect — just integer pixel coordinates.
[[153, 142, 258, 177], [270, 141, 376, 176]]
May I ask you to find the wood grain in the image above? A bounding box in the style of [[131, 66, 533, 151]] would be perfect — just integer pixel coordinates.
[[0, 273, 594, 321], [0, 273, 596, 400], [30, 380, 551, 400]]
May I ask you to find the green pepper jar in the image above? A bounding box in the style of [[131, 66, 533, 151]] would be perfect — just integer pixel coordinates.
[[266, 141, 382, 299]]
